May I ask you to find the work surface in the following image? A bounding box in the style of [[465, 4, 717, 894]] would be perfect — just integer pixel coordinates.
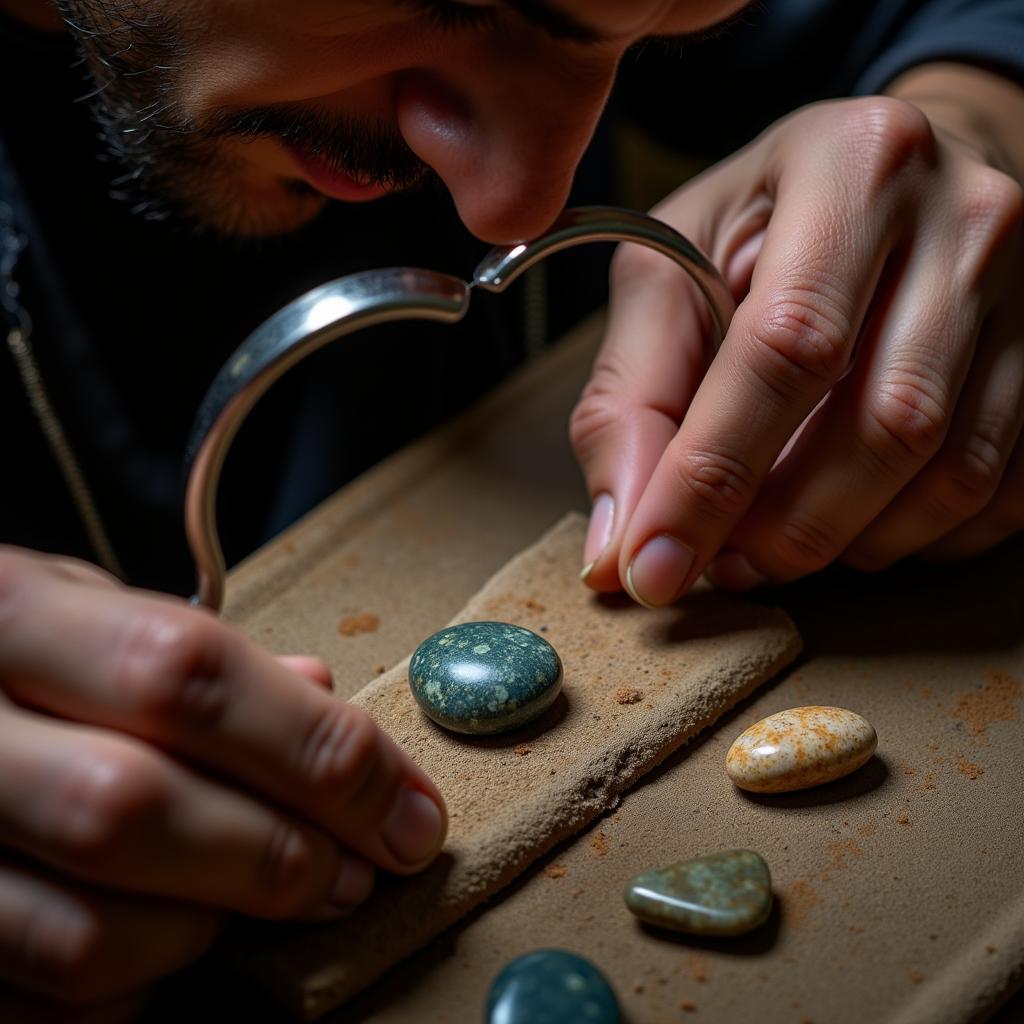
[[154, 314, 1024, 1024]]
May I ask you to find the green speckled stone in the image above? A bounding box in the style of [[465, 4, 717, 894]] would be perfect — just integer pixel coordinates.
[[486, 950, 620, 1024], [408, 621, 562, 735], [625, 850, 772, 937]]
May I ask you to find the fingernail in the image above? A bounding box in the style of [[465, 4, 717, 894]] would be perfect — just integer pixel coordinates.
[[706, 552, 768, 591], [307, 854, 375, 920], [581, 494, 615, 580], [625, 534, 695, 608], [383, 788, 445, 868]]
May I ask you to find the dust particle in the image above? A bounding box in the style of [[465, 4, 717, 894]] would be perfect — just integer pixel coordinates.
[[783, 880, 821, 927], [614, 687, 644, 705], [523, 598, 546, 612], [590, 831, 610, 857], [633, 984, 645, 994], [919, 773, 937, 792], [826, 839, 864, 869], [515, 744, 531, 757], [897, 812, 911, 826], [373, 663, 387, 675], [856, 819, 877, 838], [899, 761, 917, 776], [848, 925, 865, 934], [956, 757, 984, 780], [686, 954, 710, 983], [681, 1000, 698, 1012], [986, 945, 997, 955], [909, 971, 924, 984], [543, 862, 567, 879], [950, 668, 1022, 740], [337, 612, 381, 636], [281, 539, 297, 556]]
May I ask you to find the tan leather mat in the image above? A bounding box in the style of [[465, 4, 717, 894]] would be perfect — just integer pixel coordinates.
[[224, 513, 801, 1018]]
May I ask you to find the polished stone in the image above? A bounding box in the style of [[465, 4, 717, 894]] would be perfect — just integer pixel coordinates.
[[408, 621, 562, 735], [486, 950, 620, 1024], [625, 849, 772, 937], [726, 705, 877, 793]]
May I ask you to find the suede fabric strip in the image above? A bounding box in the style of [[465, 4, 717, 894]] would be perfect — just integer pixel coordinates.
[[225, 513, 802, 1019]]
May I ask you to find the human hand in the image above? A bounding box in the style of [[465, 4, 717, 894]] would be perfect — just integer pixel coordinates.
[[0, 548, 446, 1020], [572, 93, 1024, 604]]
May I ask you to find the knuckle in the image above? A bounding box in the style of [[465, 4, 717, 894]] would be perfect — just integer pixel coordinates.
[[864, 375, 949, 470], [297, 702, 382, 799], [845, 96, 935, 188], [772, 516, 841, 575], [962, 166, 1024, 235], [988, 476, 1024, 533], [110, 611, 226, 728], [674, 448, 759, 521], [928, 436, 1004, 521], [841, 545, 895, 574], [569, 383, 623, 462], [48, 749, 164, 866], [955, 168, 1024, 287], [258, 819, 323, 918], [22, 901, 107, 1004], [745, 291, 852, 391]]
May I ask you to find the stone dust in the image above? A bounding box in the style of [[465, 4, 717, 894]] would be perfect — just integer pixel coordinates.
[[956, 757, 984, 780], [783, 879, 821, 927], [338, 612, 381, 636], [614, 687, 645, 705], [686, 953, 710, 983], [826, 839, 864, 869], [950, 668, 1022, 739]]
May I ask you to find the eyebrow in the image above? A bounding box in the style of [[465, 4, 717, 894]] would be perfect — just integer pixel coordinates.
[[500, 0, 607, 44]]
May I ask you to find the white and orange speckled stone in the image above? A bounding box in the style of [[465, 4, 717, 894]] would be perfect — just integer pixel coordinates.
[[726, 706, 877, 793]]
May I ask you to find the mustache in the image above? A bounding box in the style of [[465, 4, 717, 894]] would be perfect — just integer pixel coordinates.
[[204, 105, 440, 192]]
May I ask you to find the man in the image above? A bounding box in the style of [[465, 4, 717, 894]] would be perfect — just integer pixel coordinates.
[[1, 1, 1022, 1019]]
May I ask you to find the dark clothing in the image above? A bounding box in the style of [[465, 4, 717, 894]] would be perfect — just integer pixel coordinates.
[[620, 0, 1024, 159], [3, 1, 1023, 595]]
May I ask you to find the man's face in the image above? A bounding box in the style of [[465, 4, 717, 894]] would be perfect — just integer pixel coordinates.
[[46, 0, 749, 240]]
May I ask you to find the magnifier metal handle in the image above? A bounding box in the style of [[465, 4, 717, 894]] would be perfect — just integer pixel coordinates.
[[184, 206, 736, 612], [473, 206, 735, 347]]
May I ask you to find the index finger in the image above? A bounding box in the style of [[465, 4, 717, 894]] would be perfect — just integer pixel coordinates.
[[0, 553, 446, 875]]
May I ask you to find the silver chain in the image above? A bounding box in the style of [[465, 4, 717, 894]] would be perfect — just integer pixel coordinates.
[[1, 200, 126, 580]]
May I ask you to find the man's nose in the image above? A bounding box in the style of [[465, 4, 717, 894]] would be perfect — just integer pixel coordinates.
[[395, 59, 616, 244]]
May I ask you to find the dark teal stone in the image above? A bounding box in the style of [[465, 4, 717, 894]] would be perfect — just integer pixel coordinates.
[[625, 849, 773, 936], [409, 621, 562, 735], [486, 950, 620, 1024]]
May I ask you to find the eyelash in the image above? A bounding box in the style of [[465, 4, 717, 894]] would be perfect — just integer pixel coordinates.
[[409, 0, 500, 32]]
